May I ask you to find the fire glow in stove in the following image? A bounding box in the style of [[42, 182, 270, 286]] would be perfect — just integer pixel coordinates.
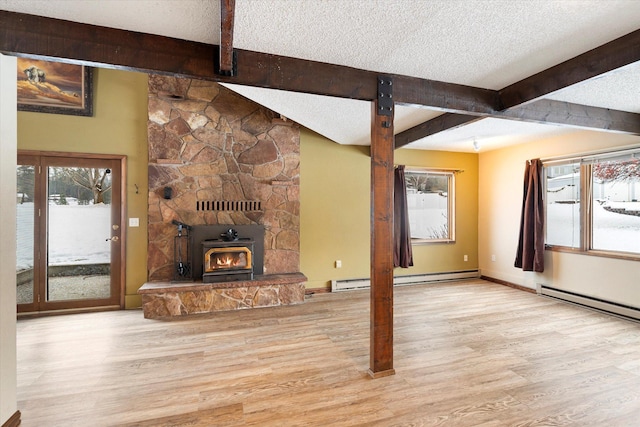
[[201, 228, 254, 283]]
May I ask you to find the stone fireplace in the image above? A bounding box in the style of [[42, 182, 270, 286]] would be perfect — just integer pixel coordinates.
[[139, 76, 306, 319]]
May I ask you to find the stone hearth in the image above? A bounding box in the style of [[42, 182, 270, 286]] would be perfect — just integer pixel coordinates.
[[139, 273, 306, 319]]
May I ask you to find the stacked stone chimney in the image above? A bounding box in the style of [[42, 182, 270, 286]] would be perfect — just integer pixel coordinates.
[[147, 76, 300, 281]]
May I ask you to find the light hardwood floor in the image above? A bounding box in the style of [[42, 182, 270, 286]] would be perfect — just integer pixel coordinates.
[[16, 279, 640, 426]]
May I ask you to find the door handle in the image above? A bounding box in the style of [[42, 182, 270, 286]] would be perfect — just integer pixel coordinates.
[[106, 236, 120, 242]]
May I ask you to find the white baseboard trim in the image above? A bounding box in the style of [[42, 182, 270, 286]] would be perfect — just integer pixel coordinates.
[[331, 270, 480, 292], [538, 284, 640, 322]]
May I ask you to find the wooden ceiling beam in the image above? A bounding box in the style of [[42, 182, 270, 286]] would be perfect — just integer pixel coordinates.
[[395, 100, 640, 149], [395, 113, 480, 149], [0, 11, 376, 99], [397, 28, 640, 148], [0, 10, 497, 113], [393, 75, 499, 114], [500, 29, 640, 109], [1, 10, 637, 145], [498, 99, 640, 134]]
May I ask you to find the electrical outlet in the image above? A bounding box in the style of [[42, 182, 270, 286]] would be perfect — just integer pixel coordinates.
[[335, 260, 342, 268], [491, 254, 496, 262], [463, 255, 468, 262]]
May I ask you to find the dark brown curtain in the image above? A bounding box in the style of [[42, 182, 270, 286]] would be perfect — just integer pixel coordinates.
[[514, 159, 544, 272], [394, 165, 413, 268]]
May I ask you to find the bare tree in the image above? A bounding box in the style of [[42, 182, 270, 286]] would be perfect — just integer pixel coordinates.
[[406, 174, 428, 192], [405, 173, 448, 193], [17, 165, 35, 203], [66, 168, 112, 204]]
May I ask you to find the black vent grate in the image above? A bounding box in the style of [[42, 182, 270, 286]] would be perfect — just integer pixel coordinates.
[[197, 200, 262, 212]]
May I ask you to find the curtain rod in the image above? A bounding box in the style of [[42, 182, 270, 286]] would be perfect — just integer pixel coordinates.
[[397, 165, 464, 173], [540, 143, 640, 165]]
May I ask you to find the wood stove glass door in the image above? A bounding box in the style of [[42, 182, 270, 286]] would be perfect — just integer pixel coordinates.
[[17, 154, 123, 312]]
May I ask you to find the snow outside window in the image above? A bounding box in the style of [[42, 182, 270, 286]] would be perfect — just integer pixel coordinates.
[[544, 150, 640, 257], [545, 162, 581, 248], [591, 155, 640, 254], [405, 169, 455, 243]]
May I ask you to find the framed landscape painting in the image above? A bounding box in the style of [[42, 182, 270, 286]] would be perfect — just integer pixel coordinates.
[[17, 58, 93, 116]]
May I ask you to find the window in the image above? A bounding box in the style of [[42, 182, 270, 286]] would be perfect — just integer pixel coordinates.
[[544, 149, 640, 257], [545, 162, 581, 248], [405, 169, 455, 243]]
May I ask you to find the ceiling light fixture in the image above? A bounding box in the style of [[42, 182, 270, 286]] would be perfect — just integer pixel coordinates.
[[472, 139, 480, 152]]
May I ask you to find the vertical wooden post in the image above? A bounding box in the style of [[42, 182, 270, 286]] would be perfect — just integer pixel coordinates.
[[368, 76, 395, 378], [219, 0, 236, 76]]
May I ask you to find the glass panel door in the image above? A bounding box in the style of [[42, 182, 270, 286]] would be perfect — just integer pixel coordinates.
[[16, 160, 36, 306], [17, 154, 123, 313], [46, 165, 113, 302]]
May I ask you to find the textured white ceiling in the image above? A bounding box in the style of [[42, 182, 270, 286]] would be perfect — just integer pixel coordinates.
[[546, 61, 640, 113], [1, 0, 639, 152], [0, 0, 220, 44], [222, 83, 442, 146], [408, 118, 575, 152], [230, 0, 640, 89]]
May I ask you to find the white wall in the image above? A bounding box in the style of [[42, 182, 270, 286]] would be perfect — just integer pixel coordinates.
[[0, 54, 18, 424], [479, 130, 640, 308]]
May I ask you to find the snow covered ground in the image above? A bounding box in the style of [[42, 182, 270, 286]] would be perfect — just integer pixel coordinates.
[[17, 197, 639, 272], [16, 203, 111, 271], [593, 201, 640, 252], [547, 202, 640, 253], [407, 192, 448, 239]]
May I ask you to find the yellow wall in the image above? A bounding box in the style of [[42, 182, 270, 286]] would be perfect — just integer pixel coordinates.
[[300, 128, 479, 290], [17, 70, 481, 299], [17, 68, 149, 308], [479, 129, 640, 307]]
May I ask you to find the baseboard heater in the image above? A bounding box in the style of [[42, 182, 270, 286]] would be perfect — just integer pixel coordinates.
[[538, 284, 640, 322], [331, 270, 479, 292]]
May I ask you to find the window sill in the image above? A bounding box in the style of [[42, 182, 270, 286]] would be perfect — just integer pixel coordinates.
[[412, 239, 455, 245], [545, 245, 640, 262]]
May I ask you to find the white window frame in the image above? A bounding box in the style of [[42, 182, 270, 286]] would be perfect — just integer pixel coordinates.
[[404, 168, 456, 244], [543, 147, 640, 260]]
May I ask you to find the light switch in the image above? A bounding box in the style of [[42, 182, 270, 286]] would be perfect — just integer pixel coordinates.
[[129, 217, 140, 227]]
